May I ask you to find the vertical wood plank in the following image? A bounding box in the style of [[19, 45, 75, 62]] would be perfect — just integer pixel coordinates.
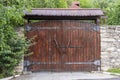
[[25, 20, 100, 72]]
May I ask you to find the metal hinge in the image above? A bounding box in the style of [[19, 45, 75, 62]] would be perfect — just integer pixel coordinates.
[[25, 26, 32, 31], [93, 60, 101, 66], [24, 60, 31, 66]]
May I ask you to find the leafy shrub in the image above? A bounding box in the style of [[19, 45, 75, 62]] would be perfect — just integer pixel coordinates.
[[0, 35, 30, 77], [0, 0, 30, 78]]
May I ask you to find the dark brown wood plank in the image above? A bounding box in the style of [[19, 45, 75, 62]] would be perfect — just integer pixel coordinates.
[[25, 20, 100, 72]]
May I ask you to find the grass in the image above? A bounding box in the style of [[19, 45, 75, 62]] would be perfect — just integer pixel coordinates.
[[108, 68, 120, 74], [0, 74, 4, 79]]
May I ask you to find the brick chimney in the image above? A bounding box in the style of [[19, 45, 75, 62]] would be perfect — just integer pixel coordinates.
[[69, 1, 80, 8]]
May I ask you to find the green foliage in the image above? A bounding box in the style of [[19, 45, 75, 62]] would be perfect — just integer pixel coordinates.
[[108, 68, 120, 74], [0, 0, 30, 78], [107, 0, 120, 25], [28, 0, 67, 8], [93, 0, 110, 10], [78, 0, 94, 8], [92, 0, 120, 25]]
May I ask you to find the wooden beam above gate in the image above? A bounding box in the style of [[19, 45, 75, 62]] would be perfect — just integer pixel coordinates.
[[24, 16, 99, 20]]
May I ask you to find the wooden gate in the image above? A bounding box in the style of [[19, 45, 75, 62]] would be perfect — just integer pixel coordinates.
[[25, 20, 101, 72]]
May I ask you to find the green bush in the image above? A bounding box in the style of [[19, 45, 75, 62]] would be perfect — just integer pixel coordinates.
[[0, 36, 30, 77], [0, 0, 31, 78]]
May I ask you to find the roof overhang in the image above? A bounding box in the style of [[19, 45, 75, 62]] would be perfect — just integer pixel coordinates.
[[23, 8, 104, 20]]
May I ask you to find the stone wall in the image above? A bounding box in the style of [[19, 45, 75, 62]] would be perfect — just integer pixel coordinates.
[[15, 27, 24, 74], [101, 26, 120, 71]]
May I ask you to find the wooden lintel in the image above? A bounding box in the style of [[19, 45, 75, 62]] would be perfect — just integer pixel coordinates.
[[24, 16, 99, 21]]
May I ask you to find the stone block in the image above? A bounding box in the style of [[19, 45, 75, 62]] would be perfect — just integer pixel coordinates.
[[100, 30, 106, 32], [101, 38, 116, 42], [106, 47, 116, 52], [101, 52, 109, 55], [111, 59, 115, 63], [101, 41, 113, 48], [101, 33, 110, 38], [116, 26, 120, 32], [101, 66, 110, 71], [100, 27, 106, 29], [115, 63, 120, 66]]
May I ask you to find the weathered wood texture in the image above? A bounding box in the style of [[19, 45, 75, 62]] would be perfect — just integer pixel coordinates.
[[25, 20, 100, 72]]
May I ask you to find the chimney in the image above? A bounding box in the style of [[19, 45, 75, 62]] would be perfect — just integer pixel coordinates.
[[70, 1, 80, 8]]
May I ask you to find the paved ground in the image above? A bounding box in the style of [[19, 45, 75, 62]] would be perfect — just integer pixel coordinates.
[[11, 72, 120, 80]]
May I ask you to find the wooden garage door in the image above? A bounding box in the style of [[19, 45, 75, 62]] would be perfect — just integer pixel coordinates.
[[25, 20, 101, 72]]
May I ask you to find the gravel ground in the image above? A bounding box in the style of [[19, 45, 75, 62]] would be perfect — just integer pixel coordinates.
[[11, 72, 120, 80]]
